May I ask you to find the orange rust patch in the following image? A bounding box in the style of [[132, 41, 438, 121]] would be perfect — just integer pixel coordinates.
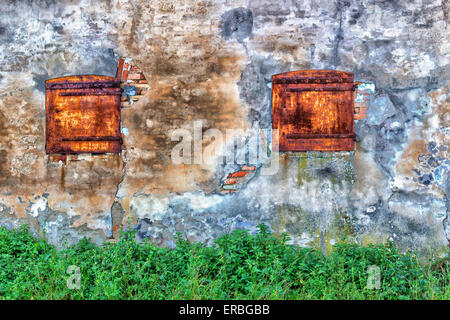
[[228, 171, 247, 178], [45, 75, 122, 154], [272, 70, 356, 152]]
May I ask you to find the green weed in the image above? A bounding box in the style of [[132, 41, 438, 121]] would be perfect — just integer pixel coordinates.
[[0, 224, 448, 300]]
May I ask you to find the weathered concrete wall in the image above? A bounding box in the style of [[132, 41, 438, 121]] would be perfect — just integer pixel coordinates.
[[0, 0, 448, 255]]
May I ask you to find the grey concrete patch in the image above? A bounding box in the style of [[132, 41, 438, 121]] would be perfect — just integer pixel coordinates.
[[221, 7, 253, 43]]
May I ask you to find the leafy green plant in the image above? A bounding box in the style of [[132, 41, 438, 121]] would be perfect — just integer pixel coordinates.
[[0, 224, 448, 300]]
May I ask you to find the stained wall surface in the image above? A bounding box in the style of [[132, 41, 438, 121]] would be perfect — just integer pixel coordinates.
[[0, 0, 448, 254]]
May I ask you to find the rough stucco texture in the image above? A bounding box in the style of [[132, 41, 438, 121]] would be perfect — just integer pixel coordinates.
[[0, 0, 448, 254]]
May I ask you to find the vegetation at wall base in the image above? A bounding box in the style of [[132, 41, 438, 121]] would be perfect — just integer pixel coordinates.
[[0, 224, 448, 300]]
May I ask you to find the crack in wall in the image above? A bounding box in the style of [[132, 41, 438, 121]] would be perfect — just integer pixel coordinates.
[[110, 153, 126, 239], [330, 0, 347, 67]]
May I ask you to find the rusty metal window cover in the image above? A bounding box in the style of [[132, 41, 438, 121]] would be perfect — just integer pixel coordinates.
[[272, 70, 357, 152], [45, 75, 122, 154]]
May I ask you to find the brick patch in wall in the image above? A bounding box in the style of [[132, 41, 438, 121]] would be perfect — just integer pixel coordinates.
[[354, 82, 375, 120], [220, 165, 257, 194], [116, 57, 150, 108]]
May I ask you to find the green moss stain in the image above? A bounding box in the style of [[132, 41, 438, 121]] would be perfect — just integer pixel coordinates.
[[344, 160, 354, 183], [307, 229, 322, 251], [333, 209, 357, 242], [330, 175, 337, 186], [277, 152, 357, 254], [294, 152, 355, 188], [297, 155, 310, 186], [294, 206, 316, 235], [299, 209, 358, 255], [275, 205, 287, 236], [280, 154, 289, 181], [324, 230, 333, 255], [360, 234, 383, 247]]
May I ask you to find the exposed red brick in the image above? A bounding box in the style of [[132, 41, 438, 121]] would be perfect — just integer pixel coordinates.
[[122, 68, 129, 81], [228, 171, 247, 178], [127, 73, 142, 80], [241, 165, 255, 171], [359, 107, 368, 114], [220, 190, 236, 194], [224, 178, 237, 185], [116, 58, 124, 79], [117, 58, 150, 110]]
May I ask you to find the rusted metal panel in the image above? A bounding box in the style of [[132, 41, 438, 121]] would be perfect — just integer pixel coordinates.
[[46, 75, 122, 154], [58, 88, 122, 96], [272, 70, 356, 152], [272, 69, 354, 84], [45, 79, 121, 89]]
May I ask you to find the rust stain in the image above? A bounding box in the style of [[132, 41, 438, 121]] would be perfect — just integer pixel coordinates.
[[112, 2, 249, 195], [272, 70, 356, 151], [45, 75, 122, 154], [61, 165, 65, 191]]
